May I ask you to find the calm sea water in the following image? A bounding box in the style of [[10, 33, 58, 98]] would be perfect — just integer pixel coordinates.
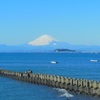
[[0, 53, 100, 100]]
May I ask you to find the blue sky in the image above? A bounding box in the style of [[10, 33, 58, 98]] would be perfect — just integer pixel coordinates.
[[0, 0, 100, 45]]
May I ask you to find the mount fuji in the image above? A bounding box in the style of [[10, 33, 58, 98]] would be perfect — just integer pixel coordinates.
[[28, 35, 59, 46], [27, 35, 76, 51], [0, 34, 100, 53], [0, 35, 76, 52], [27, 34, 72, 52]]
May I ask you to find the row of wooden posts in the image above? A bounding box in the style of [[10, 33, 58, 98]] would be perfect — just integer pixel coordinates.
[[0, 69, 100, 97]]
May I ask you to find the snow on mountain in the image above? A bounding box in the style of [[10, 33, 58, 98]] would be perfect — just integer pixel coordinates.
[[28, 35, 58, 46], [0, 34, 100, 53]]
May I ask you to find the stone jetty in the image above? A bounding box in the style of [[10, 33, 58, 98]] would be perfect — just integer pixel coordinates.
[[0, 69, 100, 97]]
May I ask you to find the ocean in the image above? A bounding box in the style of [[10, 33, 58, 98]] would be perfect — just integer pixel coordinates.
[[0, 53, 100, 100]]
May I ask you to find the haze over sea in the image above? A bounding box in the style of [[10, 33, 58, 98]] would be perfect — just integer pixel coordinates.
[[0, 52, 100, 100]]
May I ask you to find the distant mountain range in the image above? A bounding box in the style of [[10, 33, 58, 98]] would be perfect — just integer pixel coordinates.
[[0, 35, 100, 53]]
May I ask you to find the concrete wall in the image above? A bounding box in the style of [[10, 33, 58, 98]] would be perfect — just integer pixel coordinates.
[[0, 69, 100, 97]]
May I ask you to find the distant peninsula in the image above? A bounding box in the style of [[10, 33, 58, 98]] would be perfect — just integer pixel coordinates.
[[54, 49, 76, 53]]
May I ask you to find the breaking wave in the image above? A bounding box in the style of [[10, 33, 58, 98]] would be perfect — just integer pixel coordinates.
[[54, 88, 74, 98]]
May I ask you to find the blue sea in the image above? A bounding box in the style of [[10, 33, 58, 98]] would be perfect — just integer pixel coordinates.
[[0, 53, 100, 100]]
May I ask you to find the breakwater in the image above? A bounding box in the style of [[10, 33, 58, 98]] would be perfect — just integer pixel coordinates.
[[0, 69, 100, 97]]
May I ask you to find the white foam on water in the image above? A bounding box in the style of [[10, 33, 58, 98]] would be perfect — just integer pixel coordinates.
[[54, 88, 74, 98]]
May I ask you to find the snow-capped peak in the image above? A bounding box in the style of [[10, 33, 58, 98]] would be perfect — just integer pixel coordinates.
[[28, 35, 58, 46]]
